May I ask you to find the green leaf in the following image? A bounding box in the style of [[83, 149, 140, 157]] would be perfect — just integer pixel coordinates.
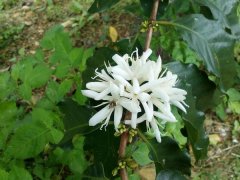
[[69, 47, 93, 71], [19, 83, 32, 100], [58, 98, 97, 145], [6, 122, 49, 159], [195, 0, 240, 38], [0, 102, 18, 124], [83, 163, 108, 180], [165, 108, 187, 146], [54, 60, 71, 78], [88, 0, 120, 14], [82, 47, 115, 88], [29, 63, 51, 88], [6, 108, 62, 158], [0, 102, 19, 149], [40, 25, 71, 51], [50, 136, 88, 177], [182, 84, 209, 160], [132, 141, 153, 166], [175, 14, 236, 90], [46, 80, 73, 103], [227, 88, 240, 101], [196, 0, 237, 26], [156, 170, 187, 180], [0, 168, 9, 180], [166, 61, 219, 111], [84, 128, 119, 178], [141, 135, 191, 175], [9, 166, 32, 180], [0, 72, 14, 100], [66, 136, 88, 175]]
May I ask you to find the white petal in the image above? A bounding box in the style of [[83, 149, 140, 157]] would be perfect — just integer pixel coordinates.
[[95, 88, 111, 100], [112, 74, 131, 87], [89, 105, 112, 126], [86, 82, 107, 92], [154, 111, 176, 122], [132, 78, 141, 94], [142, 101, 153, 121], [114, 105, 123, 130], [150, 118, 161, 143], [100, 108, 114, 130], [140, 78, 165, 92], [119, 98, 141, 112], [112, 67, 130, 80], [152, 90, 169, 102], [171, 100, 187, 113], [112, 54, 132, 75], [109, 82, 119, 98], [138, 92, 150, 102], [140, 49, 152, 63], [81, 90, 99, 99], [154, 56, 162, 79], [131, 112, 138, 128]]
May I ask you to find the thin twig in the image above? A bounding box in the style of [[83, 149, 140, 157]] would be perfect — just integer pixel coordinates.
[[118, 112, 131, 180], [118, 1, 160, 179], [144, 0, 160, 51]]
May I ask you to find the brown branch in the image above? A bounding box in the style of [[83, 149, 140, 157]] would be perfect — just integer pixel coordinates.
[[118, 112, 131, 180], [144, 0, 160, 51], [118, 1, 160, 180]]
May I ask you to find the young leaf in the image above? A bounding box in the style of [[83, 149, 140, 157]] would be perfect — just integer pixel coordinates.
[[132, 141, 153, 166]]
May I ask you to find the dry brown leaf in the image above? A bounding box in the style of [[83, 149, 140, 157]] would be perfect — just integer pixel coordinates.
[[109, 26, 118, 42]]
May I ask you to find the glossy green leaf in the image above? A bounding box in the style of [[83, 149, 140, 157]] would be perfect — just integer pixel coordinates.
[[165, 108, 187, 146], [156, 170, 187, 180], [82, 47, 115, 88], [83, 163, 108, 180], [196, 0, 237, 26], [58, 98, 97, 145], [166, 61, 219, 111], [88, 0, 120, 14], [175, 14, 236, 90], [182, 84, 209, 160], [84, 128, 119, 178], [143, 136, 191, 175]]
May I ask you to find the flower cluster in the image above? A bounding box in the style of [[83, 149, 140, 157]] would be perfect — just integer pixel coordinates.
[[82, 49, 188, 142]]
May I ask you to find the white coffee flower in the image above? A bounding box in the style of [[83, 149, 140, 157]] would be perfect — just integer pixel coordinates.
[[81, 48, 188, 143]]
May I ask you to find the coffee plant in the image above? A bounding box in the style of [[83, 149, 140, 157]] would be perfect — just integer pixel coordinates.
[[0, 0, 239, 179]]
